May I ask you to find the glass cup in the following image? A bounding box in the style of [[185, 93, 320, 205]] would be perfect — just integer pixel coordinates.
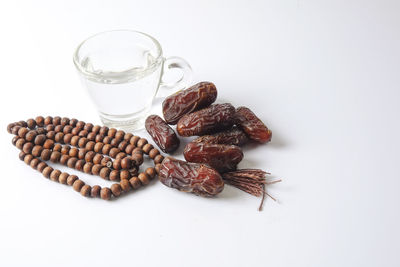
[[73, 30, 193, 131]]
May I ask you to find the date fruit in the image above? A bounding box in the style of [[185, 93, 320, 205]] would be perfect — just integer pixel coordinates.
[[145, 115, 180, 153], [162, 82, 217, 125], [183, 142, 243, 173], [177, 103, 235, 136], [193, 126, 249, 146], [234, 107, 272, 143], [159, 157, 224, 197]]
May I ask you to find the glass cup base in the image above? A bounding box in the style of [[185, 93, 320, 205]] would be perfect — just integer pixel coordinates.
[[99, 107, 150, 132]]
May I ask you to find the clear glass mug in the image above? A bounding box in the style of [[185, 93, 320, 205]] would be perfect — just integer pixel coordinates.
[[73, 30, 193, 131]]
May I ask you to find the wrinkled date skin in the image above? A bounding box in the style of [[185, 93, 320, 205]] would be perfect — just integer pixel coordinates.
[[162, 82, 217, 125], [145, 115, 180, 153], [184, 142, 243, 173], [193, 126, 249, 146], [159, 157, 224, 197], [235, 107, 272, 143], [177, 103, 235, 137]]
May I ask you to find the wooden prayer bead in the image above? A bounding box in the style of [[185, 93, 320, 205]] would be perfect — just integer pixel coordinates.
[[34, 134, 46, 145], [30, 158, 40, 169], [18, 127, 29, 138], [131, 153, 143, 166], [125, 144, 135, 154], [121, 157, 132, 169], [87, 132, 96, 141], [63, 125, 73, 134], [110, 183, 122, 197], [63, 133, 73, 144], [102, 144, 112, 155], [35, 116, 45, 127], [76, 121, 85, 129], [71, 127, 80, 136], [103, 136, 112, 144], [50, 169, 62, 182], [142, 143, 153, 154], [118, 140, 128, 151], [138, 172, 150, 185], [27, 119, 36, 129], [53, 116, 61, 125], [92, 125, 101, 134], [84, 123, 93, 132], [94, 142, 104, 153], [50, 151, 61, 163], [100, 187, 111, 200], [54, 125, 63, 133], [145, 167, 156, 179], [154, 154, 164, 164], [99, 167, 111, 180], [91, 164, 102, 175], [44, 116, 53, 125], [25, 130, 37, 142], [137, 138, 148, 148], [19, 151, 26, 161], [132, 147, 143, 155], [129, 136, 140, 146], [92, 154, 103, 165], [42, 166, 54, 178], [67, 175, 78, 185], [129, 177, 141, 189], [73, 179, 85, 192], [99, 126, 109, 136], [59, 172, 69, 184], [16, 138, 26, 149], [79, 130, 88, 137], [41, 149, 52, 161], [155, 163, 161, 174], [61, 117, 70, 126], [61, 146, 70, 155], [101, 157, 112, 167], [120, 179, 131, 192], [53, 144, 62, 152], [31, 145, 42, 157], [108, 128, 117, 138], [149, 148, 160, 159], [78, 137, 88, 148], [91, 185, 101, 198], [69, 118, 78, 127], [43, 139, 55, 149], [37, 162, 48, 173], [69, 147, 79, 158], [78, 149, 87, 159], [80, 185, 91, 197], [55, 132, 64, 143], [124, 133, 133, 141], [84, 151, 95, 162], [115, 152, 127, 160], [75, 160, 85, 171], [113, 159, 122, 170], [46, 130, 55, 139], [109, 170, 120, 181], [120, 170, 130, 180], [109, 148, 120, 158], [24, 154, 34, 165], [83, 162, 94, 174], [60, 155, 70, 165], [67, 157, 78, 168], [110, 138, 120, 147]]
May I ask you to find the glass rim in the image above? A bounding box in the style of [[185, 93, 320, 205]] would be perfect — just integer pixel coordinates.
[[73, 29, 163, 79]]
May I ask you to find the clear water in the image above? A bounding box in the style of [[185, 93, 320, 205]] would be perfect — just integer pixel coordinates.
[[80, 52, 163, 124]]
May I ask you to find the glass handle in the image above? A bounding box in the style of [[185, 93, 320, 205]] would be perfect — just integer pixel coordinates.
[[157, 57, 193, 98]]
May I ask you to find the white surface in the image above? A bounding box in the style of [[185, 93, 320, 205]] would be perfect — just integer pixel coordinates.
[[1, 1, 399, 266]]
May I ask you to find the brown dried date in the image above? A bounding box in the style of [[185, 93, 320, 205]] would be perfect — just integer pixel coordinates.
[[177, 103, 235, 136], [159, 157, 224, 197], [193, 126, 249, 146], [145, 115, 180, 153], [162, 82, 217, 125], [235, 107, 272, 143], [183, 142, 243, 173]]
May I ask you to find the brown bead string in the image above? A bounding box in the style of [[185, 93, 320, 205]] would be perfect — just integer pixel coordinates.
[[7, 116, 165, 200]]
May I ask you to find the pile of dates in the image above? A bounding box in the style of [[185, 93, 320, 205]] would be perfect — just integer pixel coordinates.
[[145, 82, 272, 197]]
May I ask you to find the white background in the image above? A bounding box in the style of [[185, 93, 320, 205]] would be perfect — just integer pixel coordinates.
[[0, 1, 399, 266]]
